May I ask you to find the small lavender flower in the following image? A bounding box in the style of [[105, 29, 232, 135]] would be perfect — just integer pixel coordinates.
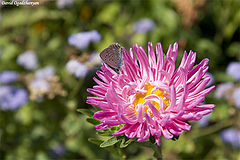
[[233, 88, 240, 109], [0, 71, 18, 84], [50, 145, 66, 157], [197, 114, 211, 128], [215, 82, 234, 99], [0, 86, 28, 111], [226, 62, 240, 81], [220, 128, 240, 148], [30, 79, 50, 92], [89, 51, 102, 66], [35, 66, 55, 79], [57, 0, 74, 9], [134, 18, 156, 33], [66, 59, 88, 78], [203, 72, 214, 87], [68, 30, 101, 50], [17, 50, 38, 70]]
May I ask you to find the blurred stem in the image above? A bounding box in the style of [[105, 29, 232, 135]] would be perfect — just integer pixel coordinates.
[[120, 148, 127, 159], [107, 147, 122, 159], [191, 116, 236, 139], [142, 137, 163, 160], [70, 79, 83, 98]]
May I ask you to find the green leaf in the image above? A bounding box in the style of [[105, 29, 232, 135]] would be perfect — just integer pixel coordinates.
[[92, 106, 102, 111], [96, 130, 112, 136], [120, 137, 135, 148], [88, 138, 104, 145], [171, 135, 180, 141], [100, 136, 119, 148], [97, 2, 120, 23], [76, 109, 93, 117], [86, 118, 101, 125]]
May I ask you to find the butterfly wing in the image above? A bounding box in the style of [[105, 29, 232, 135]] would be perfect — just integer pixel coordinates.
[[100, 43, 123, 69]]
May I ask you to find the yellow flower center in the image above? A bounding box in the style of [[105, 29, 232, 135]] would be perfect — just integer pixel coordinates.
[[133, 83, 170, 114]]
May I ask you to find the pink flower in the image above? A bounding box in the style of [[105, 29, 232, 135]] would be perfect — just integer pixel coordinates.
[[87, 42, 215, 145]]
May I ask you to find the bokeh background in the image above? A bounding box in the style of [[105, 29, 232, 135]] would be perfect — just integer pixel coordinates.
[[0, 0, 240, 159]]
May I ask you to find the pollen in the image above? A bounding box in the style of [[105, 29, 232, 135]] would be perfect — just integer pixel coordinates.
[[133, 83, 170, 114]]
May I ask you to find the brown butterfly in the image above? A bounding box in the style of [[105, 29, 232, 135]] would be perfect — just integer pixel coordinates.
[[100, 43, 123, 70]]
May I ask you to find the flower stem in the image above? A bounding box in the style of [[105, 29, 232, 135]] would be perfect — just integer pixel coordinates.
[[142, 137, 163, 160]]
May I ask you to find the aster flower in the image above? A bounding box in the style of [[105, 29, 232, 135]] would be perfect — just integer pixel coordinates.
[[0, 71, 19, 84], [68, 30, 101, 50], [134, 18, 156, 33], [226, 62, 240, 81], [17, 50, 38, 70], [0, 86, 28, 111], [220, 128, 240, 148], [87, 42, 215, 145], [66, 59, 89, 78], [203, 72, 214, 87]]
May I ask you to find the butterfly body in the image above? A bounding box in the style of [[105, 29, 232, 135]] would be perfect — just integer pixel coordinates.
[[100, 43, 123, 70]]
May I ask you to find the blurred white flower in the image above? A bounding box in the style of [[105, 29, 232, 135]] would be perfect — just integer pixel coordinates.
[[134, 18, 156, 33], [57, 0, 74, 9], [68, 30, 101, 49], [30, 79, 50, 92], [35, 66, 55, 79], [89, 51, 102, 66], [66, 59, 88, 78], [17, 50, 38, 70], [233, 87, 240, 108], [215, 82, 234, 99], [226, 62, 240, 81]]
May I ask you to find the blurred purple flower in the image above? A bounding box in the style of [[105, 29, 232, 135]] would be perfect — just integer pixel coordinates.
[[220, 128, 240, 148], [203, 72, 214, 87], [134, 18, 156, 33], [0, 71, 18, 84], [57, 0, 74, 9], [0, 86, 28, 111], [35, 66, 55, 79], [226, 62, 240, 81], [215, 82, 234, 99], [197, 114, 211, 128], [66, 59, 88, 78], [68, 30, 101, 49], [233, 88, 240, 108], [17, 50, 38, 70], [50, 145, 66, 157]]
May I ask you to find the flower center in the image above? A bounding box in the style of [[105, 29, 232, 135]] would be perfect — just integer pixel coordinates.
[[133, 83, 170, 114]]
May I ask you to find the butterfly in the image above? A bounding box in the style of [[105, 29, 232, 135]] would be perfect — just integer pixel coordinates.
[[100, 43, 123, 70]]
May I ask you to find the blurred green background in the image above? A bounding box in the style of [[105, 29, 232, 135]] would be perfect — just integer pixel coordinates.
[[0, 0, 240, 159]]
